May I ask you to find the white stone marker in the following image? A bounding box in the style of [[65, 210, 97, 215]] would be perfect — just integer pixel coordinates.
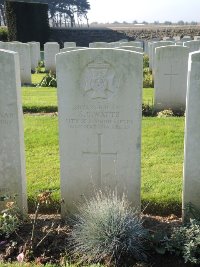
[[181, 36, 192, 41], [127, 41, 143, 48], [44, 42, 60, 72], [9, 43, 32, 84], [0, 49, 27, 211], [194, 36, 200, 41], [60, 47, 87, 53], [28, 42, 40, 71], [151, 41, 175, 71], [154, 45, 189, 111], [183, 51, 200, 219], [89, 42, 109, 48], [64, 42, 76, 48], [116, 46, 143, 53], [56, 48, 143, 216], [183, 40, 200, 53]]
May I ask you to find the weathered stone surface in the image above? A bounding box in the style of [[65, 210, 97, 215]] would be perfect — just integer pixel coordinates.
[[89, 42, 109, 48], [8, 43, 32, 84], [183, 40, 200, 52], [27, 42, 40, 71], [44, 42, 60, 72], [64, 42, 76, 48], [154, 45, 189, 111], [56, 48, 143, 216], [183, 51, 200, 219], [116, 46, 143, 53], [0, 49, 27, 212]]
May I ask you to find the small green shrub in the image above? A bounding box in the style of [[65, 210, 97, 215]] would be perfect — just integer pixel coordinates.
[[0, 27, 8, 41], [0, 200, 21, 237], [143, 68, 154, 88], [157, 109, 174, 118], [143, 54, 149, 68], [168, 220, 200, 264], [69, 190, 148, 266], [37, 71, 57, 87], [142, 103, 154, 116], [35, 61, 45, 74]]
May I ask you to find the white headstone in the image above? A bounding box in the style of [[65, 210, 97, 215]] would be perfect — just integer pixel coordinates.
[[89, 42, 109, 48], [194, 36, 200, 41], [126, 41, 143, 48], [0, 49, 27, 211], [9, 43, 32, 84], [183, 51, 200, 219], [154, 45, 189, 111], [44, 42, 60, 72], [116, 46, 143, 53], [151, 41, 175, 71], [181, 36, 192, 41], [27, 42, 40, 71], [56, 48, 143, 216], [64, 42, 76, 48], [60, 47, 87, 53], [183, 40, 200, 53]]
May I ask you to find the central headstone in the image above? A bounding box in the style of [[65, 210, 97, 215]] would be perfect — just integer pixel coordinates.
[[56, 48, 143, 216]]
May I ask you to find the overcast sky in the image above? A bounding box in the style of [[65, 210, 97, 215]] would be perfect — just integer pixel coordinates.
[[87, 0, 200, 23]]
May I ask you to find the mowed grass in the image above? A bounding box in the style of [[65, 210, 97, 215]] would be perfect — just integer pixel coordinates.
[[24, 114, 185, 215], [24, 114, 60, 211], [143, 88, 154, 106], [22, 73, 57, 113]]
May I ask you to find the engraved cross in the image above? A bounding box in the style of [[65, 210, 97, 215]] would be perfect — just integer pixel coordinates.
[[83, 133, 117, 187], [164, 65, 179, 90]]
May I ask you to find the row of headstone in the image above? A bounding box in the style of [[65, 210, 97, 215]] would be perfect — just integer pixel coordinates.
[[0, 41, 40, 84], [1, 44, 199, 220]]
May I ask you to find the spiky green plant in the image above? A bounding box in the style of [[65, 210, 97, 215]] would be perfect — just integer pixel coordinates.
[[69, 190, 148, 266]]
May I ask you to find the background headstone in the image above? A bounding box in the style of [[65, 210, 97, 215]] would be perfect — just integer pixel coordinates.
[[64, 42, 76, 48], [0, 49, 27, 212], [28, 41, 40, 71], [9, 42, 32, 84], [44, 42, 60, 72], [154, 45, 189, 111], [183, 40, 200, 53], [56, 48, 143, 216]]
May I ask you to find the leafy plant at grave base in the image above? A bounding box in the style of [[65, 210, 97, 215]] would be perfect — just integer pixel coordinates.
[[37, 71, 57, 87], [142, 103, 154, 116], [157, 109, 174, 118], [35, 61, 45, 74], [143, 68, 154, 88], [16, 189, 59, 262], [69, 190, 148, 266], [166, 219, 200, 264], [143, 55, 149, 68], [0, 27, 8, 41], [0, 196, 22, 238]]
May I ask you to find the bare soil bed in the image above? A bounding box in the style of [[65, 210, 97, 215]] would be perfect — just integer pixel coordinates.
[[0, 213, 194, 266]]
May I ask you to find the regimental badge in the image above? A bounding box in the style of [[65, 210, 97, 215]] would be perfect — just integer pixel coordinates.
[[81, 57, 119, 100]]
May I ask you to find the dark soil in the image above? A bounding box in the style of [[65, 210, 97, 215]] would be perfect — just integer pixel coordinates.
[[0, 214, 195, 266]]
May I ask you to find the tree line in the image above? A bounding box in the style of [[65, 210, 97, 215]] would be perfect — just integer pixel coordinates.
[[0, 0, 90, 27]]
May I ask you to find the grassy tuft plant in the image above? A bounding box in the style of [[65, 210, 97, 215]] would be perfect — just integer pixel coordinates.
[[69, 190, 148, 266], [157, 109, 174, 118]]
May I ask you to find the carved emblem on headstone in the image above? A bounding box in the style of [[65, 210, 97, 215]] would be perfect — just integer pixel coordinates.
[[81, 57, 119, 100]]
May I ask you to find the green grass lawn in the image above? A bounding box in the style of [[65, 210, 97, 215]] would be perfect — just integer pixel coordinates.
[[143, 88, 154, 106], [24, 114, 185, 215]]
